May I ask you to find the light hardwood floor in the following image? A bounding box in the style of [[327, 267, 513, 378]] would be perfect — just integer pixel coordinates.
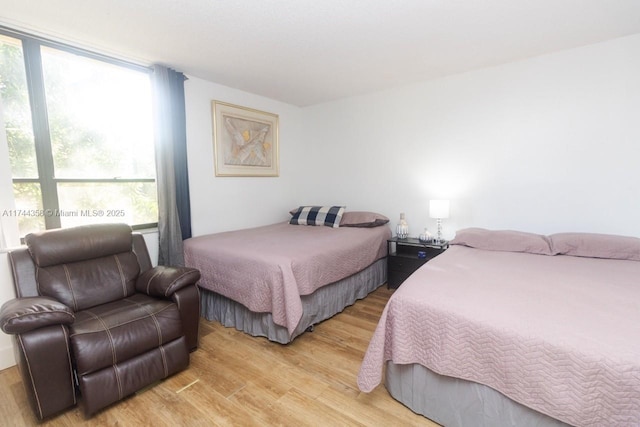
[[0, 286, 439, 426]]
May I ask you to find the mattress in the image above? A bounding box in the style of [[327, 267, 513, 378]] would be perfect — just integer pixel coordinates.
[[358, 245, 640, 426]]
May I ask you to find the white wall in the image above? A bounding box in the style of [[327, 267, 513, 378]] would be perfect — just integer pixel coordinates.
[[301, 34, 640, 239], [184, 77, 307, 236], [0, 98, 18, 369]]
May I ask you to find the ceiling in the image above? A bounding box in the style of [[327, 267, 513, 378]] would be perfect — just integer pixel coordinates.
[[1, 0, 640, 106]]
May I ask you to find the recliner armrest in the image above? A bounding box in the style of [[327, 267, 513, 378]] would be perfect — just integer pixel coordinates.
[[136, 266, 201, 298], [0, 297, 75, 334]]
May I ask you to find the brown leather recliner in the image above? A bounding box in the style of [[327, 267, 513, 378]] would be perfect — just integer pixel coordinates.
[[0, 223, 201, 419]]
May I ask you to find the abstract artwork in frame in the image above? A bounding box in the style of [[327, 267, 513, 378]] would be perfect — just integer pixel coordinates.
[[212, 101, 279, 177]]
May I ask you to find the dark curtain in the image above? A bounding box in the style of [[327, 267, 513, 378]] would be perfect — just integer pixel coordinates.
[[151, 65, 192, 266]]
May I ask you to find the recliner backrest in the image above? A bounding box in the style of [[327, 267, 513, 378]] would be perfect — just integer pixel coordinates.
[[25, 223, 141, 312]]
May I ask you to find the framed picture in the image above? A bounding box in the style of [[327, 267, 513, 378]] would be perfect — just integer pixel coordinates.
[[212, 101, 279, 177]]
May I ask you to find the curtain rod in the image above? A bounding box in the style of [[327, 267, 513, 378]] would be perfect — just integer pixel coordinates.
[[0, 24, 152, 74]]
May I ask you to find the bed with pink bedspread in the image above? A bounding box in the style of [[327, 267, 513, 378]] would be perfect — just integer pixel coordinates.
[[358, 228, 640, 427], [184, 214, 391, 343]]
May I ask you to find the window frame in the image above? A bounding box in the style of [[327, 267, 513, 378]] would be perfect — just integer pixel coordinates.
[[0, 26, 158, 232]]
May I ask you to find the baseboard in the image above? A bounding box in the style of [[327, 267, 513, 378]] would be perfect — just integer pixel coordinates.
[[0, 342, 15, 371]]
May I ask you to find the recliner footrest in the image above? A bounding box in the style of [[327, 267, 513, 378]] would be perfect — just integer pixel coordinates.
[[78, 336, 189, 416]]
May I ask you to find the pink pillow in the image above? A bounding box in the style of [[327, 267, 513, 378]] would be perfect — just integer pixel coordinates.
[[451, 228, 553, 255], [340, 211, 389, 228], [549, 232, 640, 261]]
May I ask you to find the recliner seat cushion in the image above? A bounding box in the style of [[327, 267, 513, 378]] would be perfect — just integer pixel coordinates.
[[69, 293, 184, 376], [36, 252, 140, 311]]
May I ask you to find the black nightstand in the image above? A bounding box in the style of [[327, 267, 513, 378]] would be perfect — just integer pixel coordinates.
[[387, 237, 448, 289]]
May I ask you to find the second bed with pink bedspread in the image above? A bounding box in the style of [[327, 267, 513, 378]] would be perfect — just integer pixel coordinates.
[[184, 221, 390, 338]]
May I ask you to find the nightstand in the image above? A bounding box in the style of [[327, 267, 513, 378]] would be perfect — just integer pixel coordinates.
[[387, 237, 448, 289]]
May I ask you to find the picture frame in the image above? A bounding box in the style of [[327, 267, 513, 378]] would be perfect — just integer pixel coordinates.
[[212, 101, 279, 177]]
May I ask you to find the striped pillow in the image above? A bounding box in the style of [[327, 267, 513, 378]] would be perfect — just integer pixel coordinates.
[[289, 206, 345, 228]]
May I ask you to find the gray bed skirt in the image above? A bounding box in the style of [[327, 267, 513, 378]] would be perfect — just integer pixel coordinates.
[[200, 257, 387, 344], [385, 362, 571, 427]]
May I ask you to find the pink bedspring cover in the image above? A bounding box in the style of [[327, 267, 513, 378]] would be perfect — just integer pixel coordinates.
[[357, 245, 640, 426], [184, 222, 390, 335]]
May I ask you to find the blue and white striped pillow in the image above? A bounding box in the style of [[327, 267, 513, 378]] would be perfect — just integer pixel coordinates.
[[289, 206, 345, 228]]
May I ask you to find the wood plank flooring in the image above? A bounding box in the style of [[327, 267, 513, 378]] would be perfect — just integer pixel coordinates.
[[0, 286, 439, 426]]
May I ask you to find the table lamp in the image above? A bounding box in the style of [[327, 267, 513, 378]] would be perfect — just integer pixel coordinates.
[[429, 200, 450, 244]]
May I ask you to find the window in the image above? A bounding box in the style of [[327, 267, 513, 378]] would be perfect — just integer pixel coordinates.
[[0, 30, 157, 238]]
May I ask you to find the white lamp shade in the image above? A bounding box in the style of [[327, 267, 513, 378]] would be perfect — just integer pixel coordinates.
[[429, 199, 450, 219]]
